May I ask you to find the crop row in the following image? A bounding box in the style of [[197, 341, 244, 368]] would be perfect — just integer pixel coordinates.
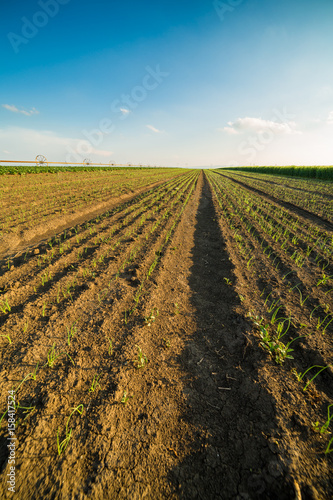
[[207, 170, 333, 452], [0, 171, 197, 339], [0, 168, 185, 236], [0, 170, 199, 462], [220, 170, 333, 223], [1, 170, 191, 275], [214, 173, 333, 274], [208, 172, 333, 337]]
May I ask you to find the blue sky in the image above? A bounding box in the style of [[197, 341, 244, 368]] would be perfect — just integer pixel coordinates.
[[1, 0, 333, 167]]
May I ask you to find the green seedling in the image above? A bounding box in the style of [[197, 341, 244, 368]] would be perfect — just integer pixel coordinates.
[[258, 322, 294, 365], [246, 256, 255, 269], [19, 404, 36, 418], [23, 320, 29, 334], [320, 315, 333, 334], [82, 267, 89, 278], [323, 303, 330, 313], [42, 301, 47, 317], [276, 318, 291, 339], [0, 402, 36, 430], [282, 271, 294, 281], [45, 343, 74, 368], [98, 254, 105, 264], [321, 260, 330, 271], [147, 259, 158, 278], [312, 404, 333, 434], [289, 282, 302, 293], [106, 337, 113, 355], [15, 363, 39, 393], [98, 288, 108, 305], [135, 345, 148, 369], [317, 314, 333, 332], [291, 368, 302, 382], [262, 338, 294, 365], [56, 284, 61, 304], [295, 286, 309, 306], [298, 365, 331, 392], [0, 332, 11, 344], [317, 273, 333, 287], [120, 391, 131, 404], [13, 403, 36, 428], [325, 436, 333, 454], [0, 298, 11, 314], [268, 298, 280, 313], [41, 270, 52, 286], [89, 374, 101, 393], [67, 322, 77, 346], [163, 338, 171, 348], [270, 305, 284, 325], [224, 278, 232, 286], [77, 247, 84, 259], [264, 292, 272, 306], [57, 404, 83, 456], [45, 343, 62, 367], [145, 307, 159, 326], [310, 305, 321, 320], [62, 282, 74, 301]]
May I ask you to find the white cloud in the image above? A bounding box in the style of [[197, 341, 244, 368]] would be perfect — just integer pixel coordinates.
[[2, 150, 11, 154], [2, 104, 39, 116], [120, 108, 130, 115], [146, 124, 162, 133], [327, 111, 333, 124], [223, 116, 301, 135], [222, 125, 239, 135]]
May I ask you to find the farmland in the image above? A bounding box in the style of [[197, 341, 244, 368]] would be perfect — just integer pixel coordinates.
[[0, 167, 183, 255], [0, 166, 332, 499]]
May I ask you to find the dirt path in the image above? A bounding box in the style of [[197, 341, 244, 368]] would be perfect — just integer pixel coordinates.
[[83, 172, 292, 499], [160, 172, 294, 499], [0, 171, 331, 499]]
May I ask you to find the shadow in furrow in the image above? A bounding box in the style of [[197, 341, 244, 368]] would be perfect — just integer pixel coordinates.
[[170, 173, 294, 500]]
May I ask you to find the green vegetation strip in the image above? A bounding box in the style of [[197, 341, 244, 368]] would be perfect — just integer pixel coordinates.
[[0, 165, 180, 175], [222, 166, 333, 181]]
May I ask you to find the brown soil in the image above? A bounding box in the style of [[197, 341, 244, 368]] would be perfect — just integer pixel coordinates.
[[233, 172, 333, 201], [0, 176, 178, 260], [216, 171, 333, 232], [0, 171, 332, 499]]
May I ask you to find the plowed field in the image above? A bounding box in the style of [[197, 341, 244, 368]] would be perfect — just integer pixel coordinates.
[[1, 169, 332, 499]]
